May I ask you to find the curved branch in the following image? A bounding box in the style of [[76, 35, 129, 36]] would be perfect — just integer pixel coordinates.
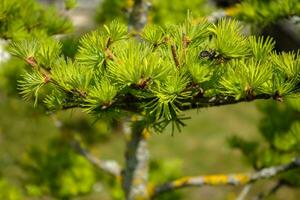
[[152, 158, 300, 198], [51, 116, 121, 177], [253, 181, 284, 200], [71, 141, 122, 177], [236, 184, 252, 200]]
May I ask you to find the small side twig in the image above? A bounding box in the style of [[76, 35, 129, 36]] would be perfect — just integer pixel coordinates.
[[182, 33, 190, 61], [51, 116, 121, 177], [71, 140, 121, 177], [253, 181, 284, 200], [236, 184, 253, 200], [171, 44, 180, 69]]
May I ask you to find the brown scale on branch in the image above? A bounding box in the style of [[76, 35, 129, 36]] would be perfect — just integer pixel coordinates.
[[182, 33, 191, 60], [136, 77, 151, 89], [171, 43, 180, 69], [245, 85, 255, 101], [43, 74, 51, 83], [104, 37, 117, 61], [25, 56, 53, 84], [26, 56, 38, 67], [273, 91, 284, 102]]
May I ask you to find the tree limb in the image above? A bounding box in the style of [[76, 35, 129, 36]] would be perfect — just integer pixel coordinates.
[[122, 122, 150, 199], [128, 0, 151, 32], [71, 141, 122, 177], [60, 92, 275, 114], [152, 158, 300, 198], [253, 181, 284, 200], [236, 184, 253, 200], [51, 115, 122, 177]]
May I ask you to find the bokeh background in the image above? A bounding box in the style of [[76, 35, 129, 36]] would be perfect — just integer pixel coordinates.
[[0, 0, 300, 199]]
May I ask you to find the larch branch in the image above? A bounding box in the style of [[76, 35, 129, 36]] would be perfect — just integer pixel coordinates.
[[152, 158, 300, 198]]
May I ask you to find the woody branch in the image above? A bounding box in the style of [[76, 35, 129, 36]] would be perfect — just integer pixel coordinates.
[[152, 157, 300, 198], [71, 141, 122, 177], [51, 116, 121, 177]]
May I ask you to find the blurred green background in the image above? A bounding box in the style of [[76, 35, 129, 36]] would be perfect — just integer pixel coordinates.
[[1, 0, 300, 199]]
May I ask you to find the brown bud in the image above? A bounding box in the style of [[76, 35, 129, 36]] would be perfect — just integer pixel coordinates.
[[26, 56, 37, 67]]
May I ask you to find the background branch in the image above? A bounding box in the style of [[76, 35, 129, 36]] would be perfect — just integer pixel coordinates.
[[253, 181, 284, 200], [152, 158, 300, 198], [128, 0, 151, 32], [236, 184, 253, 200], [122, 122, 150, 199], [51, 115, 121, 177], [71, 140, 122, 177]]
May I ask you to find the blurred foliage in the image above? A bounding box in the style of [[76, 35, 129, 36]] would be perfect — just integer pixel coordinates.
[[21, 139, 96, 199], [229, 99, 300, 187], [149, 0, 212, 24], [0, 178, 23, 200], [1, 0, 300, 199], [227, 0, 300, 29], [149, 159, 183, 200], [0, 0, 72, 40], [95, 0, 213, 25], [64, 0, 77, 10], [0, 57, 25, 96], [103, 158, 183, 200], [95, 0, 129, 24]]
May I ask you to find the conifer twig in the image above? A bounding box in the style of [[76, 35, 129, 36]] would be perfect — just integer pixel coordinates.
[[60, 93, 275, 113], [152, 158, 300, 198], [171, 44, 180, 69]]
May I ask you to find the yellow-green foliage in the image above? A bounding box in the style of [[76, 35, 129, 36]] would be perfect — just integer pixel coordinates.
[[229, 98, 300, 187], [95, 0, 213, 25], [0, 0, 72, 40], [9, 18, 300, 132], [21, 139, 96, 198], [0, 179, 23, 200], [231, 0, 300, 26]]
